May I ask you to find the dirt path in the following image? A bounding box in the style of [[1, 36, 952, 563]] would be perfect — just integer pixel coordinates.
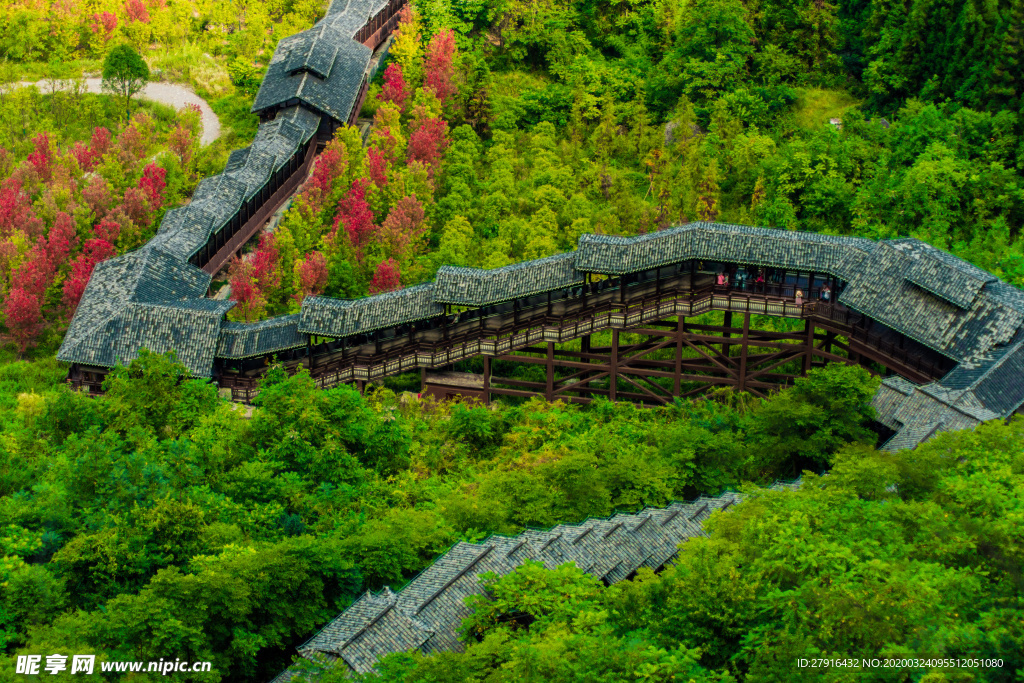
[[19, 79, 221, 146]]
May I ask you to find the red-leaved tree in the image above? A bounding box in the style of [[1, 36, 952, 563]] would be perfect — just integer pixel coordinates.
[[295, 251, 328, 300], [250, 232, 280, 290], [125, 0, 150, 23], [367, 146, 388, 188], [70, 142, 99, 172], [93, 217, 121, 244], [0, 179, 44, 238], [424, 29, 458, 105], [138, 163, 167, 211], [407, 115, 450, 180], [380, 64, 408, 112], [121, 187, 151, 229], [12, 240, 54, 299], [369, 258, 401, 294], [228, 259, 266, 322], [82, 175, 114, 220], [167, 125, 194, 168], [91, 11, 118, 38], [47, 212, 79, 266], [5, 288, 44, 354], [300, 147, 346, 219], [26, 134, 52, 182], [62, 238, 117, 316], [332, 179, 377, 257], [378, 194, 425, 264]]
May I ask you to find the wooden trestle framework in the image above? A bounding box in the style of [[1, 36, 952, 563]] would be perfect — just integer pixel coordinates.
[[207, 273, 950, 405], [426, 289, 947, 406]]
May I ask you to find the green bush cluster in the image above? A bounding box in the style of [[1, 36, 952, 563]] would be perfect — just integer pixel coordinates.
[[0, 350, 878, 678]]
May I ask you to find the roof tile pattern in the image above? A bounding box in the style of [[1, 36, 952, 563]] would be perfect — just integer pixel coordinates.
[[575, 222, 875, 281], [57, 247, 233, 376], [838, 242, 1022, 363], [299, 284, 444, 337], [253, 0, 390, 122], [434, 253, 585, 306], [216, 314, 306, 359], [278, 485, 790, 680]]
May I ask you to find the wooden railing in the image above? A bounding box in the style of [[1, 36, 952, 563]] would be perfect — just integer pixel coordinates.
[[217, 283, 946, 401]]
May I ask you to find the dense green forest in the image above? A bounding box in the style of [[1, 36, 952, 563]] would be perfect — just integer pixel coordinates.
[[1, 0, 1024, 680]]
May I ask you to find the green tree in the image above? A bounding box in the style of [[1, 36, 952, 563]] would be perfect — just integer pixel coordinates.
[[746, 363, 879, 477], [101, 43, 150, 122]]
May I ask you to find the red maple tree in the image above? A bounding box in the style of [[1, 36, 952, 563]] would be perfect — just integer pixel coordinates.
[[121, 187, 151, 229], [47, 212, 79, 266], [5, 288, 44, 354], [331, 179, 377, 256], [62, 238, 117, 316], [250, 232, 280, 289], [228, 258, 268, 322], [367, 146, 388, 188], [0, 179, 43, 238], [380, 64, 408, 112], [378, 194, 425, 263], [82, 175, 113, 220], [124, 0, 150, 23], [26, 134, 52, 182], [138, 163, 167, 211], [407, 115, 450, 179], [424, 29, 458, 104], [167, 125, 194, 168], [295, 251, 329, 299], [301, 147, 346, 218], [369, 258, 401, 294]]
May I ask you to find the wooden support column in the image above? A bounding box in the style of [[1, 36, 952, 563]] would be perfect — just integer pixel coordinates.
[[674, 316, 683, 396], [545, 342, 555, 401], [722, 310, 733, 358], [420, 367, 426, 394], [802, 320, 814, 376], [483, 356, 491, 405], [738, 313, 750, 391], [610, 328, 619, 402]]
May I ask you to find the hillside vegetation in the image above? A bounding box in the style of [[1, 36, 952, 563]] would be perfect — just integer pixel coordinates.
[[0, 0, 1023, 680]]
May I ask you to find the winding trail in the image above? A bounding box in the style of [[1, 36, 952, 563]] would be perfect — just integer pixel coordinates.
[[18, 79, 221, 146]]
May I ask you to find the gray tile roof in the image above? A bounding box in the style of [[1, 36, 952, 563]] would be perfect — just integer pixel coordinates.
[[575, 222, 876, 281], [57, 246, 234, 377], [253, 25, 371, 123], [878, 335, 1024, 447], [216, 314, 306, 359], [838, 242, 1023, 363], [433, 252, 585, 306], [149, 105, 320, 262], [298, 284, 444, 337], [275, 486, 775, 679]]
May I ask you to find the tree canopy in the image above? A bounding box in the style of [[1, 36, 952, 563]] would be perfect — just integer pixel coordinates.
[[101, 43, 149, 121]]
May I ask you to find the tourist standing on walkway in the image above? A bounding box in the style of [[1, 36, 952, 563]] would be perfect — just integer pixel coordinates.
[[821, 284, 831, 302], [795, 289, 804, 306]]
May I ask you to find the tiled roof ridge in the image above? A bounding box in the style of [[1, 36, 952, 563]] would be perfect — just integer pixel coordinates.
[[283, 483, 797, 679]]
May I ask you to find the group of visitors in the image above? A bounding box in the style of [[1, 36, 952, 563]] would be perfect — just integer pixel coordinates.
[[713, 268, 834, 306]]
